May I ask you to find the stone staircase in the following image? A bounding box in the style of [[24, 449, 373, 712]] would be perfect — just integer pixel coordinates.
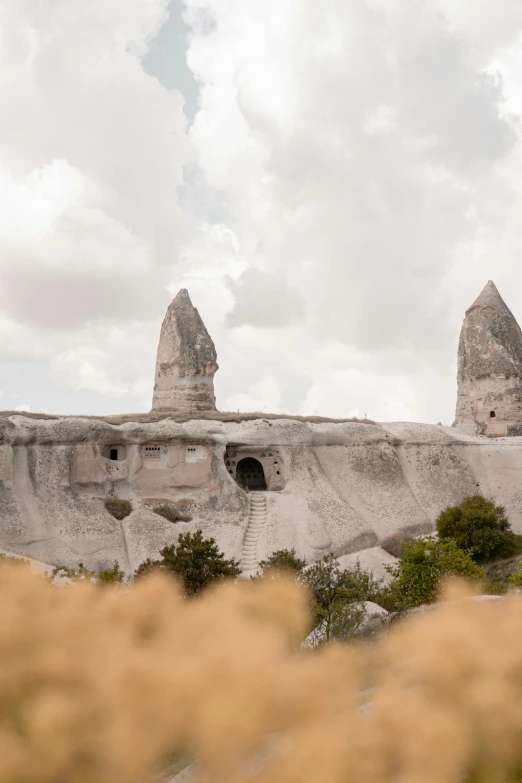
[[241, 492, 267, 573]]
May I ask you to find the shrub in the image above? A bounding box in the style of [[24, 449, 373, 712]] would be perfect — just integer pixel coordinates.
[[105, 498, 132, 520], [384, 537, 485, 612], [304, 554, 383, 644], [98, 561, 126, 584], [52, 561, 127, 585], [258, 548, 308, 576], [52, 562, 98, 582], [436, 495, 519, 562], [508, 565, 522, 588], [135, 530, 242, 595], [381, 531, 415, 558], [153, 504, 192, 524], [134, 557, 163, 579]]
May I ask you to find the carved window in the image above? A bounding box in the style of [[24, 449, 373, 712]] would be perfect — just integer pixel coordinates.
[[184, 445, 207, 463], [144, 446, 162, 459], [103, 445, 127, 461], [490, 411, 496, 418]]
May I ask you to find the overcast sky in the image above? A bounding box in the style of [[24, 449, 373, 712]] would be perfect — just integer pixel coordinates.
[[2, 0, 522, 423]]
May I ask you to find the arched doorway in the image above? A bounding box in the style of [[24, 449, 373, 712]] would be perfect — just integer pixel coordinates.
[[236, 458, 267, 491]]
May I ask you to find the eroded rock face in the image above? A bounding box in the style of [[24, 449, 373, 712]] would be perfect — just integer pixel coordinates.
[[152, 290, 218, 412], [454, 281, 522, 436], [2, 414, 522, 576]]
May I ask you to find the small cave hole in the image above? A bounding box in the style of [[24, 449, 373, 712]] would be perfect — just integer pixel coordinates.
[[110, 449, 118, 461], [490, 411, 496, 418]]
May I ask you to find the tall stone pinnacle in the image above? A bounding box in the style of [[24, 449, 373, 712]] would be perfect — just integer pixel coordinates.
[[151, 289, 218, 413], [454, 281, 522, 436]]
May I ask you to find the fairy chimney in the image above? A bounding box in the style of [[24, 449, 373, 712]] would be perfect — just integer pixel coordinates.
[[151, 289, 218, 413], [453, 281, 522, 436]]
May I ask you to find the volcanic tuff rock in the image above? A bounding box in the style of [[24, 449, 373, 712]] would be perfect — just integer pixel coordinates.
[[2, 414, 522, 578], [152, 290, 218, 413], [454, 281, 522, 436]]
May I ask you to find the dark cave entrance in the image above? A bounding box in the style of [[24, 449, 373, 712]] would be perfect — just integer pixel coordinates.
[[236, 458, 267, 491]]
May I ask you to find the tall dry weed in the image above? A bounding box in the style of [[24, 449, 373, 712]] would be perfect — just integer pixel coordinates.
[[1, 563, 522, 783]]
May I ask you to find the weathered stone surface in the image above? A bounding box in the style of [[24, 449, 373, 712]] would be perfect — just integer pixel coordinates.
[[2, 415, 522, 578], [152, 289, 218, 412], [454, 281, 522, 436]]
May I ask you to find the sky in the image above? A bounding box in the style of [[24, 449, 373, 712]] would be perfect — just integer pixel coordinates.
[[2, 0, 522, 423]]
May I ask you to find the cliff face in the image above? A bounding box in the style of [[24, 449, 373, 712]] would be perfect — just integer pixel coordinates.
[[455, 281, 522, 436], [152, 289, 218, 413], [2, 414, 522, 575]]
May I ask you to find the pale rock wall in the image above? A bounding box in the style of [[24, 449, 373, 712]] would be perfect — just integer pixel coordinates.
[[454, 376, 522, 436], [2, 414, 522, 575]]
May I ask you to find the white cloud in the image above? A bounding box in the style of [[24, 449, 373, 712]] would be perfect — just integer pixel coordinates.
[[180, 0, 522, 423], [0, 0, 194, 402], [224, 376, 285, 414], [4, 0, 522, 424]]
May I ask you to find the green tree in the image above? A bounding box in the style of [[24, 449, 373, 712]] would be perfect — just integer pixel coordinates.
[[436, 495, 519, 562], [304, 555, 382, 644], [258, 548, 308, 576], [135, 530, 242, 596], [384, 537, 485, 612]]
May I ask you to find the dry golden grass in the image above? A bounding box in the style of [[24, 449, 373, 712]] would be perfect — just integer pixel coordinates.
[[0, 410, 376, 425], [1, 564, 522, 783]]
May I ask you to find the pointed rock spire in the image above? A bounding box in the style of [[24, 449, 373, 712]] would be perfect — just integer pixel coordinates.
[[151, 289, 218, 413], [454, 281, 522, 436], [458, 281, 522, 380]]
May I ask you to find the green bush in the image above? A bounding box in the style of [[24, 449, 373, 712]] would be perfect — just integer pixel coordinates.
[[51, 561, 127, 585], [436, 496, 519, 562], [383, 537, 485, 612], [304, 554, 383, 644], [98, 561, 126, 584], [258, 548, 308, 576], [134, 530, 242, 595], [508, 565, 522, 588], [153, 504, 192, 524], [105, 498, 132, 520], [381, 532, 415, 559]]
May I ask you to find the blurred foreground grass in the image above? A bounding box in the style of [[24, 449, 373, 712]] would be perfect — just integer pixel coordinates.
[[1, 561, 522, 783]]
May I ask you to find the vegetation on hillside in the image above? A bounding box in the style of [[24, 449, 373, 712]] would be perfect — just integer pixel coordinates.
[[436, 495, 520, 562], [153, 504, 192, 523], [51, 561, 127, 585], [382, 537, 485, 612], [258, 548, 308, 576], [134, 530, 242, 595], [104, 498, 132, 520]]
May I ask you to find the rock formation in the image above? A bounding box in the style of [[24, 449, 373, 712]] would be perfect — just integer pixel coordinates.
[[454, 281, 522, 436], [3, 413, 522, 576], [152, 289, 218, 413]]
